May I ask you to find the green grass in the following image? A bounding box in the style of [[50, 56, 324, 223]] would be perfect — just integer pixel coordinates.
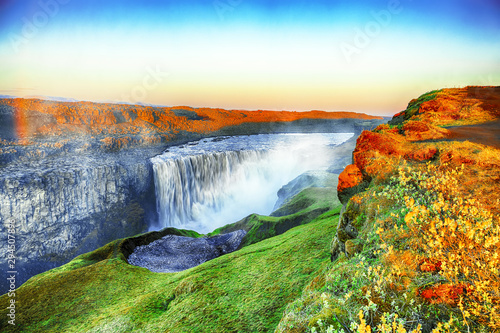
[[0, 206, 342, 332], [210, 187, 341, 248], [389, 89, 441, 126]]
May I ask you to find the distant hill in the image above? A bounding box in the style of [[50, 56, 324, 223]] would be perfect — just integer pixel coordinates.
[[0, 97, 384, 149]]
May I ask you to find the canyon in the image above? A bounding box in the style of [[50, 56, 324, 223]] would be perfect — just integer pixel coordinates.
[[0, 98, 384, 290], [0, 87, 499, 332]]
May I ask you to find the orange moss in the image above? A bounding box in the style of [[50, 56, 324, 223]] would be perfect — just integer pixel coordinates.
[[418, 284, 469, 306], [403, 146, 437, 161], [338, 164, 364, 193], [339, 87, 500, 197], [353, 130, 406, 172], [418, 259, 442, 273], [402, 120, 449, 141], [415, 87, 499, 126]]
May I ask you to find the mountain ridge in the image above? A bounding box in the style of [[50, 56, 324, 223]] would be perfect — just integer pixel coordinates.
[[0, 97, 383, 141]]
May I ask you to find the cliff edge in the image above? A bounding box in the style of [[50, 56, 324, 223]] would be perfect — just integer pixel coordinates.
[[277, 86, 500, 332]]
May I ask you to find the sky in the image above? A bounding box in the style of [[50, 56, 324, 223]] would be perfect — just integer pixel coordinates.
[[0, 0, 499, 116]]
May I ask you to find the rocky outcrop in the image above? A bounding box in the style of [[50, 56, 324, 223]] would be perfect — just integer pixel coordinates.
[[331, 204, 360, 261], [337, 164, 366, 205], [333, 86, 500, 260], [128, 230, 247, 273], [0, 148, 159, 290]]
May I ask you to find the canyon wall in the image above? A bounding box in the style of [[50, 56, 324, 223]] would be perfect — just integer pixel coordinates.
[[0, 97, 385, 291], [0, 148, 159, 289]]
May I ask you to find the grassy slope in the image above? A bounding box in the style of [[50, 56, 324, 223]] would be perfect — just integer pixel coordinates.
[[0, 205, 342, 332], [277, 87, 500, 332], [211, 187, 340, 248]]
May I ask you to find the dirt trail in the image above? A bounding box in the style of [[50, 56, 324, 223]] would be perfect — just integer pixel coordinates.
[[447, 119, 500, 149]]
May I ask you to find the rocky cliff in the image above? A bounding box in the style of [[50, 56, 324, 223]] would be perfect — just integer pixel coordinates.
[[0, 98, 385, 291], [0, 148, 160, 289]]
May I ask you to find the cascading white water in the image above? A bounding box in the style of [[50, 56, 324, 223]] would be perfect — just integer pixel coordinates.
[[151, 133, 353, 233], [153, 150, 267, 228]]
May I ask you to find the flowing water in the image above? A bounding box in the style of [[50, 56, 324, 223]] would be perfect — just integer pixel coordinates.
[[151, 133, 353, 233]]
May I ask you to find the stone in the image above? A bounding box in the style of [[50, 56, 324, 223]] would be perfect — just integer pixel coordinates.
[[127, 230, 247, 273], [0, 148, 160, 290]]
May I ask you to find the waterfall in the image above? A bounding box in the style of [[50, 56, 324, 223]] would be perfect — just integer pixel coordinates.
[[152, 150, 267, 230], [151, 133, 353, 233]]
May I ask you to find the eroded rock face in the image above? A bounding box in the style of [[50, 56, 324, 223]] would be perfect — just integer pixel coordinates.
[[272, 170, 339, 213], [331, 204, 359, 261], [332, 86, 500, 263], [127, 230, 247, 273], [0, 149, 159, 290]]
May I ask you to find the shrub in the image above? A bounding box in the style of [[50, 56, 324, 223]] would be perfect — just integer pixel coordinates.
[[379, 163, 500, 330]]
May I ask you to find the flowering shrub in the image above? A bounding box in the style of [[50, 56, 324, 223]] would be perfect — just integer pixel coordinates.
[[278, 161, 499, 333], [379, 163, 500, 330]]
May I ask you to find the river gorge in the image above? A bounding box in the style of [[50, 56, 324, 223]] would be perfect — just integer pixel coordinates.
[[0, 131, 353, 290]]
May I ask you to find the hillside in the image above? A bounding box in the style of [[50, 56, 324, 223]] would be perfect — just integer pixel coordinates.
[[278, 86, 500, 332], [0, 197, 344, 332], [1, 87, 498, 332]]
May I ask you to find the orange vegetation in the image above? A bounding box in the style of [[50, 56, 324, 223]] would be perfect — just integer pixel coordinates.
[[338, 87, 500, 200], [401, 86, 500, 127], [339, 86, 500, 330], [2, 98, 382, 141], [337, 164, 364, 193], [418, 259, 442, 273], [418, 284, 469, 306]]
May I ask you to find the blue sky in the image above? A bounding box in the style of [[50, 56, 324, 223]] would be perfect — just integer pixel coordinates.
[[0, 0, 498, 115]]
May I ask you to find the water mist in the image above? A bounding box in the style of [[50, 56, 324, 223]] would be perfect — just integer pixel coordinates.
[[151, 133, 352, 233]]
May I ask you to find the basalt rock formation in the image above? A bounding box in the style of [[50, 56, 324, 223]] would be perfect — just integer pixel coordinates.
[[0, 148, 158, 289], [128, 230, 247, 273], [0, 97, 385, 291]]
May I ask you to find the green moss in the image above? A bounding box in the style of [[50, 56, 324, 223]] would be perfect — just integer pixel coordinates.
[[211, 187, 341, 248], [405, 90, 441, 119], [389, 89, 441, 126], [0, 207, 342, 332]]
